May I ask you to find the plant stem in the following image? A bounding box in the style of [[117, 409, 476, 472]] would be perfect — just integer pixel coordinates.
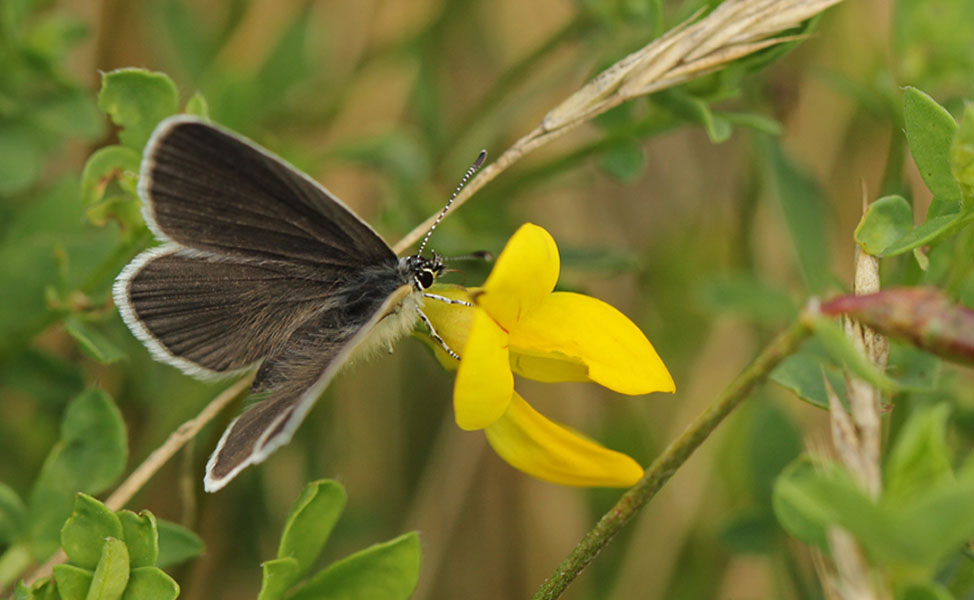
[[530, 317, 811, 600]]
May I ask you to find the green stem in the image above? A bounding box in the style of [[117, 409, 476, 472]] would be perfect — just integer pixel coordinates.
[[0, 543, 32, 591], [530, 318, 812, 600]]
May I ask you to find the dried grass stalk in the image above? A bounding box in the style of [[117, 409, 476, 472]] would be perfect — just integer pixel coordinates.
[[394, 0, 845, 253]]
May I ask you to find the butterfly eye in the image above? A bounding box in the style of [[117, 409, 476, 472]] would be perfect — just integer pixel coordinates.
[[416, 269, 435, 289]]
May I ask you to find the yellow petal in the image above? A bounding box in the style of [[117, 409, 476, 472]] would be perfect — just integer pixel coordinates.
[[417, 284, 475, 370], [453, 309, 513, 430], [484, 392, 643, 487], [509, 351, 589, 383], [477, 223, 560, 331], [509, 292, 675, 394]]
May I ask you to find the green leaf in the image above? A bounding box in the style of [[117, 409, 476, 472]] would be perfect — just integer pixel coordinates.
[[36, 389, 127, 495], [0, 179, 121, 342], [80, 145, 141, 208], [0, 120, 46, 196], [60, 493, 124, 570], [773, 456, 888, 555], [721, 111, 782, 136], [29, 390, 127, 559], [87, 537, 129, 600], [599, 139, 646, 183], [897, 582, 954, 600], [771, 349, 847, 410], [14, 578, 59, 600], [653, 89, 732, 143], [118, 510, 158, 569], [855, 195, 914, 255], [698, 273, 797, 324], [880, 212, 968, 257], [885, 404, 954, 504], [64, 317, 126, 365], [32, 88, 105, 142], [97, 69, 178, 151], [886, 343, 940, 391], [0, 481, 27, 543], [747, 403, 802, 504], [53, 564, 94, 600], [767, 143, 831, 292], [155, 519, 204, 568], [806, 316, 900, 392], [120, 567, 179, 600], [718, 509, 778, 554], [278, 480, 347, 577], [892, 476, 974, 567], [257, 557, 301, 600], [184, 92, 209, 119], [951, 102, 974, 205], [289, 533, 420, 600], [903, 87, 961, 219]]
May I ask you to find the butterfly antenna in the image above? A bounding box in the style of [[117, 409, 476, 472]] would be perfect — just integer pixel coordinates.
[[416, 149, 487, 256]]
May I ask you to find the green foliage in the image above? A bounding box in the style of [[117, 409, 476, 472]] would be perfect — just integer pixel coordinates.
[[257, 480, 420, 600], [153, 521, 203, 570], [22, 494, 187, 600], [856, 89, 974, 258], [27, 390, 127, 559], [765, 142, 832, 293], [774, 405, 974, 590], [952, 103, 974, 204], [63, 318, 125, 366], [288, 534, 421, 600], [97, 70, 178, 152], [0, 1, 973, 599]]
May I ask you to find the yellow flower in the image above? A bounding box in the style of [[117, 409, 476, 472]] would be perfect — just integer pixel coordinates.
[[421, 223, 675, 487]]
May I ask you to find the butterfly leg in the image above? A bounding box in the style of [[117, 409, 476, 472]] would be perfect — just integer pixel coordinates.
[[417, 310, 460, 360], [423, 293, 473, 307]]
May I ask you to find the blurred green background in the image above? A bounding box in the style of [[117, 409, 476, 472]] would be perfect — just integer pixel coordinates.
[[1, 0, 973, 598]]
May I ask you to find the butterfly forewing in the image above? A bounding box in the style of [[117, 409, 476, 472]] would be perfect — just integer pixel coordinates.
[[140, 116, 396, 267]]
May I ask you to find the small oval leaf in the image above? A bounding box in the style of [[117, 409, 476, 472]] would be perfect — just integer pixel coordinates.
[[156, 519, 204, 568], [60, 494, 123, 570], [118, 510, 158, 568], [52, 564, 93, 600], [97, 69, 178, 151], [903, 87, 961, 218], [120, 567, 179, 600], [87, 537, 129, 600], [257, 557, 301, 600], [289, 533, 421, 600], [277, 480, 346, 577]]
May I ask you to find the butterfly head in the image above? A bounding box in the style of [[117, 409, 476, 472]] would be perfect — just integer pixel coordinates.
[[401, 253, 444, 291]]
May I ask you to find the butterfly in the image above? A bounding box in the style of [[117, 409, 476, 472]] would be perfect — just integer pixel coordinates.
[[113, 115, 481, 492]]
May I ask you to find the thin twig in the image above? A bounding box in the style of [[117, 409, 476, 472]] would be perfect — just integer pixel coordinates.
[[530, 317, 812, 600], [23, 375, 252, 586]]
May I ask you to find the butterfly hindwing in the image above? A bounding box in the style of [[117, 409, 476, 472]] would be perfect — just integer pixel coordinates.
[[203, 285, 416, 492], [114, 245, 340, 377]]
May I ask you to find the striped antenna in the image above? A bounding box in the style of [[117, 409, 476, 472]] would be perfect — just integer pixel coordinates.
[[416, 149, 487, 256]]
